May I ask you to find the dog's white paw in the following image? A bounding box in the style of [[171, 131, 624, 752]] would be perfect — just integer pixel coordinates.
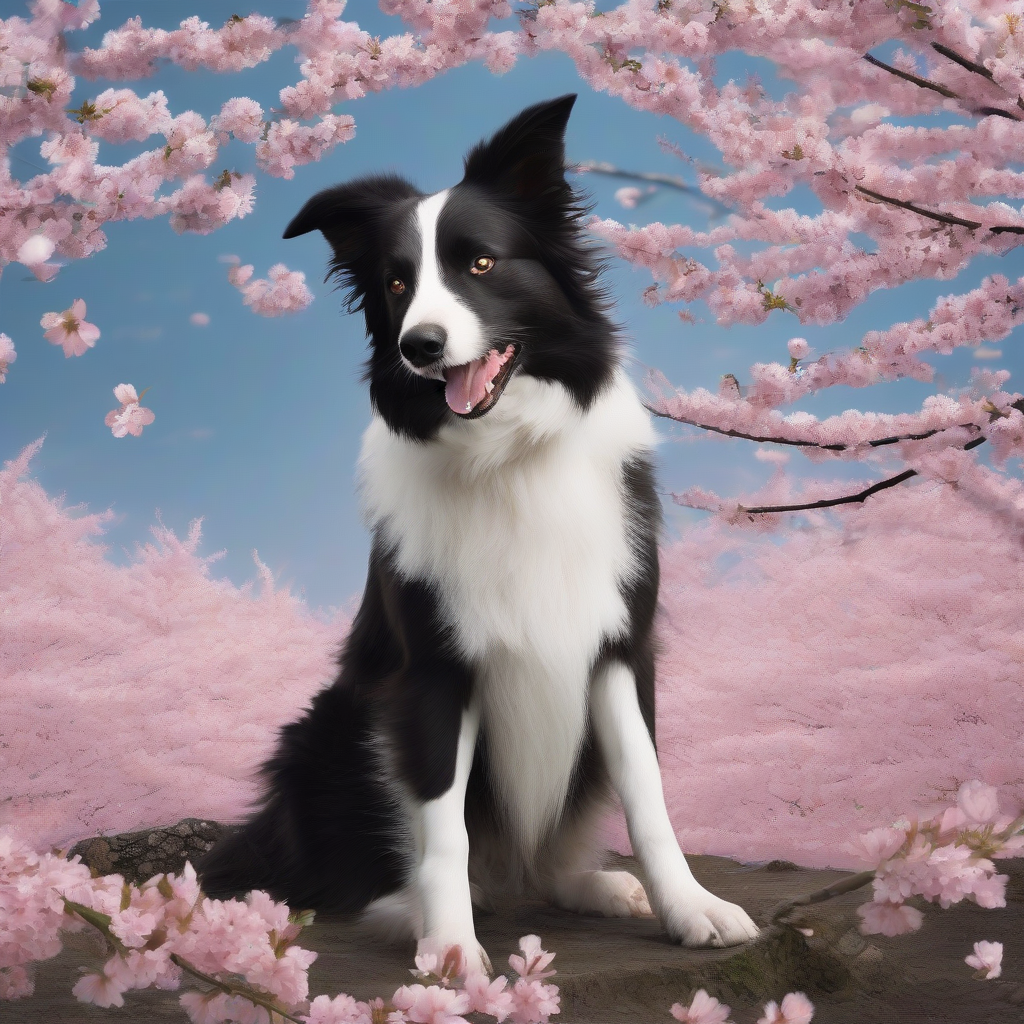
[[552, 869, 654, 918], [417, 936, 493, 978], [662, 889, 759, 947]]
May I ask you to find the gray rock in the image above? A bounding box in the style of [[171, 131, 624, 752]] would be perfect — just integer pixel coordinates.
[[67, 818, 224, 884]]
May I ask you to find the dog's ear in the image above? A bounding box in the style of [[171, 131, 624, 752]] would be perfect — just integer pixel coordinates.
[[461, 94, 577, 202], [284, 175, 421, 307]]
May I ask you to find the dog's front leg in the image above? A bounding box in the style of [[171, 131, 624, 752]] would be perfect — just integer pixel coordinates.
[[408, 700, 491, 975], [590, 660, 759, 947]]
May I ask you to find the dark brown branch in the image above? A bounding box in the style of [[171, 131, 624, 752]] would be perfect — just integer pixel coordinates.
[[644, 402, 981, 452], [929, 41, 1024, 115], [769, 870, 876, 926], [974, 106, 1023, 121], [862, 52, 958, 98], [931, 41, 994, 81], [863, 50, 1021, 121], [740, 469, 919, 514], [739, 435, 987, 515], [855, 185, 983, 229], [856, 186, 1024, 234]]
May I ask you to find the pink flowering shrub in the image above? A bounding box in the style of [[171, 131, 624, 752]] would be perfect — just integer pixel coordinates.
[[0, 440, 347, 850], [4, 434, 1024, 865]]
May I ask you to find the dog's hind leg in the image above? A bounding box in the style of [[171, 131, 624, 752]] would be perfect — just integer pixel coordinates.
[[197, 680, 407, 912], [590, 660, 760, 947], [540, 776, 653, 919]]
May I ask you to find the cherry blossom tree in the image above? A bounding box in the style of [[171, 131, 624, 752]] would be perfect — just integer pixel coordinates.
[[2, 0, 1024, 1018], [1, 0, 1020, 486]]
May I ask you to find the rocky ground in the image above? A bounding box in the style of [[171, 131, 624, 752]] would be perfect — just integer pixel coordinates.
[[10, 821, 1024, 1023]]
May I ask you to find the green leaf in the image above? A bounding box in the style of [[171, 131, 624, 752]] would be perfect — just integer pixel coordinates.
[[60, 895, 112, 932]]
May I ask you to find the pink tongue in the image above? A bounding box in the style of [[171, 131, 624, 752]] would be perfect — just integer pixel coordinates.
[[444, 346, 512, 414]]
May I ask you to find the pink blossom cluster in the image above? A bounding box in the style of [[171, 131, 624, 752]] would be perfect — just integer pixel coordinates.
[[0, 836, 564, 1024], [671, 988, 814, 1024], [226, 258, 314, 317], [0, 333, 15, 382], [848, 780, 1024, 938], [651, 272, 1024, 525], [104, 382, 155, 438], [0, 0, 519, 287], [541, 2, 1024, 327], [0, 832, 321, 1016], [0, 833, 100, 1001], [650, 270, 1024, 423]]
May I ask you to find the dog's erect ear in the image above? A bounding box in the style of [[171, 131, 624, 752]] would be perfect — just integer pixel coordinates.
[[461, 94, 577, 201], [283, 174, 421, 271]]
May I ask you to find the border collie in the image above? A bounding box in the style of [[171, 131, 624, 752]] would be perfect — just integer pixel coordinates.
[[199, 95, 758, 972]]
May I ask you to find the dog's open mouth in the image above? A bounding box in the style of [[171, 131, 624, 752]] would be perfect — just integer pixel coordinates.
[[444, 344, 519, 418]]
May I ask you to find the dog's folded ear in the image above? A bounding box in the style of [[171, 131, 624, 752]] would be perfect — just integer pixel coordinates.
[[283, 175, 421, 304], [462, 94, 577, 203], [283, 174, 420, 242]]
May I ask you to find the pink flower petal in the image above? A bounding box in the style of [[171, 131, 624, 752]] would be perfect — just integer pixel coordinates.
[[77, 321, 101, 346]]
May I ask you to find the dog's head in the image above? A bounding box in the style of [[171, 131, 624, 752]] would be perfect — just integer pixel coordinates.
[[284, 95, 618, 440]]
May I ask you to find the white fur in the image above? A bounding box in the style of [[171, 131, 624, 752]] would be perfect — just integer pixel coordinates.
[[590, 660, 760, 946], [359, 370, 655, 858], [409, 702, 492, 975], [400, 191, 486, 371]]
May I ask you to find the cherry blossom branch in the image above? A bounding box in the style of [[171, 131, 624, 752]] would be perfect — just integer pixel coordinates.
[[739, 436, 987, 516], [644, 402, 982, 453], [571, 160, 694, 193], [167, 953, 304, 1024], [862, 52, 957, 99], [570, 160, 734, 218], [740, 469, 920, 515], [855, 186, 1024, 234], [862, 46, 1022, 121], [768, 870, 876, 927], [931, 42, 998, 83], [930, 41, 1024, 113]]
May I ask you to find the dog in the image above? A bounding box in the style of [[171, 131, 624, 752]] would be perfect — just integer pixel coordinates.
[[198, 95, 758, 973]]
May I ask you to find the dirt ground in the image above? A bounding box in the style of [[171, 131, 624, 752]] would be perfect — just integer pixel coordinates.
[[8, 823, 1024, 1024]]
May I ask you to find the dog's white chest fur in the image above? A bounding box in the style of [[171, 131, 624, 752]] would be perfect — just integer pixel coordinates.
[[359, 370, 655, 852]]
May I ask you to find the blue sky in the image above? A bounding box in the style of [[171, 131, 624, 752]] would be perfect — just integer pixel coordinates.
[[2, 1, 1022, 608]]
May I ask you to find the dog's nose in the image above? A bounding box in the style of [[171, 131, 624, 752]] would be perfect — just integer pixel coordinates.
[[400, 324, 447, 368]]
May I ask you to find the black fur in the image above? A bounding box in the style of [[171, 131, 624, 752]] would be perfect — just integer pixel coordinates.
[[200, 541, 473, 910]]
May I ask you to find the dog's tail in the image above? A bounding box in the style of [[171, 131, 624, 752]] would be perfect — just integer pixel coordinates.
[[195, 794, 297, 901], [197, 682, 408, 913]]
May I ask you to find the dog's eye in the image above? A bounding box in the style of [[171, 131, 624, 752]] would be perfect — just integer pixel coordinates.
[[388, 278, 406, 295], [470, 256, 495, 275]]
